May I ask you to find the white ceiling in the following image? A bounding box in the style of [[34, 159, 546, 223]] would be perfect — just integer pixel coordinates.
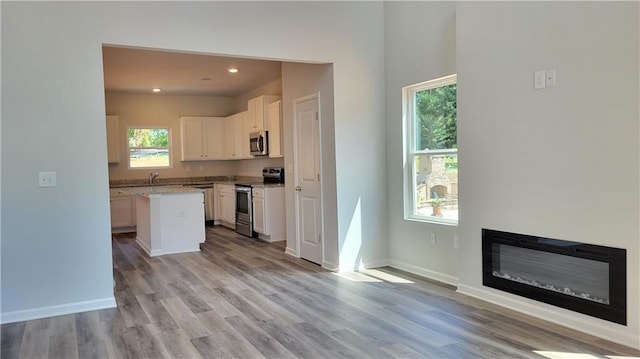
[[102, 46, 282, 97]]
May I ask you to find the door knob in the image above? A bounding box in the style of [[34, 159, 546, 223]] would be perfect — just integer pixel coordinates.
[[295, 186, 301, 192]]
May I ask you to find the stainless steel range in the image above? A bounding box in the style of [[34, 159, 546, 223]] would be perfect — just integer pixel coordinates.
[[235, 167, 284, 237], [234, 184, 254, 237]]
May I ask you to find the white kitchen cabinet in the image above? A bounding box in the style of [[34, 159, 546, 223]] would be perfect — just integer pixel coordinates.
[[204, 187, 215, 221], [106, 115, 119, 163], [252, 193, 266, 234], [266, 101, 283, 158], [180, 116, 225, 161], [213, 184, 221, 222], [224, 112, 247, 160], [239, 111, 252, 159], [110, 189, 136, 232], [252, 186, 285, 242], [247, 95, 281, 133], [214, 184, 235, 228], [134, 190, 205, 257]]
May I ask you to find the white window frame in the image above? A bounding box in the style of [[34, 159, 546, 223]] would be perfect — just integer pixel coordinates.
[[127, 126, 173, 169], [402, 74, 458, 226]]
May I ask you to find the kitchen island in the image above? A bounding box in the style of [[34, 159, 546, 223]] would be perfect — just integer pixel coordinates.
[[121, 186, 205, 257]]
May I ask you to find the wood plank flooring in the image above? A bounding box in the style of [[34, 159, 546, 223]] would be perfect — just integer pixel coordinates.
[[2, 226, 639, 358]]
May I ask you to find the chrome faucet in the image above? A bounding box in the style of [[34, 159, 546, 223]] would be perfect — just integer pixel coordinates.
[[149, 172, 160, 184]]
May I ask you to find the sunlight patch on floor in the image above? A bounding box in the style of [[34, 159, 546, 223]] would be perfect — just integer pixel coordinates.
[[534, 351, 639, 359], [359, 269, 414, 283], [334, 272, 383, 282], [333, 269, 416, 283]]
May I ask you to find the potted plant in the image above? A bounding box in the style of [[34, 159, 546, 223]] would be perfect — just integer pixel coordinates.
[[431, 198, 443, 216]]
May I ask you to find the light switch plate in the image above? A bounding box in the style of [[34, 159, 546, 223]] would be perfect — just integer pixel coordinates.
[[534, 70, 546, 90], [38, 171, 56, 187]]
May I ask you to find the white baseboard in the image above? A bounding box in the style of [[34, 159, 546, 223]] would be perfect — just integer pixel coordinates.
[[387, 259, 459, 286], [1, 297, 117, 324], [333, 258, 459, 287], [360, 258, 389, 269], [285, 247, 297, 257], [257, 234, 286, 243], [323, 260, 338, 272], [457, 284, 640, 351]]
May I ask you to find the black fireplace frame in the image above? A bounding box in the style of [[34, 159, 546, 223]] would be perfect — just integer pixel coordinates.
[[482, 228, 626, 325]]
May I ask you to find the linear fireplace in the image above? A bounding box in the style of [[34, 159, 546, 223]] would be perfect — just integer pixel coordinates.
[[482, 228, 626, 325]]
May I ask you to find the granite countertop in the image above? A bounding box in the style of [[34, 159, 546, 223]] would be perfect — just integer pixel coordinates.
[[119, 186, 204, 197], [109, 176, 236, 188], [110, 176, 285, 190], [211, 181, 285, 188]]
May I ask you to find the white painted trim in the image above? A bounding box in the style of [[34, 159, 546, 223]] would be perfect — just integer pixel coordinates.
[[136, 239, 199, 257], [387, 259, 459, 286], [361, 258, 389, 269], [457, 284, 640, 351], [285, 247, 298, 257], [323, 260, 338, 272], [135, 238, 161, 257], [332, 258, 459, 286], [1, 297, 117, 324], [293, 93, 325, 266]]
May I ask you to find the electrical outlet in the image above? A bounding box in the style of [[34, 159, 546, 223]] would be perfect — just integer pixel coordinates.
[[545, 69, 556, 87], [453, 235, 459, 250], [430, 233, 436, 246], [38, 171, 56, 187]]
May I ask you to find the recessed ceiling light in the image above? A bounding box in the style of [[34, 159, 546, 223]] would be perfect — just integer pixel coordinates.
[[228, 68, 239, 74], [152, 88, 162, 93]]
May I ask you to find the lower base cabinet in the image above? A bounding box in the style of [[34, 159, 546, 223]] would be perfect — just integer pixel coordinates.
[[214, 184, 236, 229], [110, 190, 136, 232], [252, 187, 285, 242], [135, 192, 205, 257]]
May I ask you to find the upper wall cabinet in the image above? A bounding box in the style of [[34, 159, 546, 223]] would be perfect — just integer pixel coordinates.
[[180, 116, 225, 161], [266, 100, 283, 158], [106, 115, 119, 163], [247, 95, 281, 132], [224, 111, 251, 160]]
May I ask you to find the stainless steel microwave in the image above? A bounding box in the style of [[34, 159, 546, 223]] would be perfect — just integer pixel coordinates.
[[249, 130, 269, 156]]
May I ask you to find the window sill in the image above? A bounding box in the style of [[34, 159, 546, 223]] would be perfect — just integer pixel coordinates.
[[404, 215, 458, 227]]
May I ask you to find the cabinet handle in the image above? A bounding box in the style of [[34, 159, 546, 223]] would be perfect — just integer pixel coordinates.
[[295, 186, 301, 192]]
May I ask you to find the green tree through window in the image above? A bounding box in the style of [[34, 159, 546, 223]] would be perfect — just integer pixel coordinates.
[[404, 74, 458, 223], [127, 128, 171, 168], [415, 84, 457, 151]]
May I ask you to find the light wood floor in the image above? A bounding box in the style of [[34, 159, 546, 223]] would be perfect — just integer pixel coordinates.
[[2, 226, 639, 358]]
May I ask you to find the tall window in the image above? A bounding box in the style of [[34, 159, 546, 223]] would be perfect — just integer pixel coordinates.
[[404, 74, 457, 224], [127, 127, 171, 168]]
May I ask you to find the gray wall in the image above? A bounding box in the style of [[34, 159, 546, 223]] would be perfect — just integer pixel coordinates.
[[384, 1, 639, 349], [281, 62, 339, 269], [384, 1, 458, 284], [1, 1, 387, 321], [455, 2, 638, 348]]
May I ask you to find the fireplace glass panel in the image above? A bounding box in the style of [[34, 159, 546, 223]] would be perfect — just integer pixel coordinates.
[[492, 244, 610, 304]]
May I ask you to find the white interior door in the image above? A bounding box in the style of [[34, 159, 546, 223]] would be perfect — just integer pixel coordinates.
[[295, 95, 323, 265]]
